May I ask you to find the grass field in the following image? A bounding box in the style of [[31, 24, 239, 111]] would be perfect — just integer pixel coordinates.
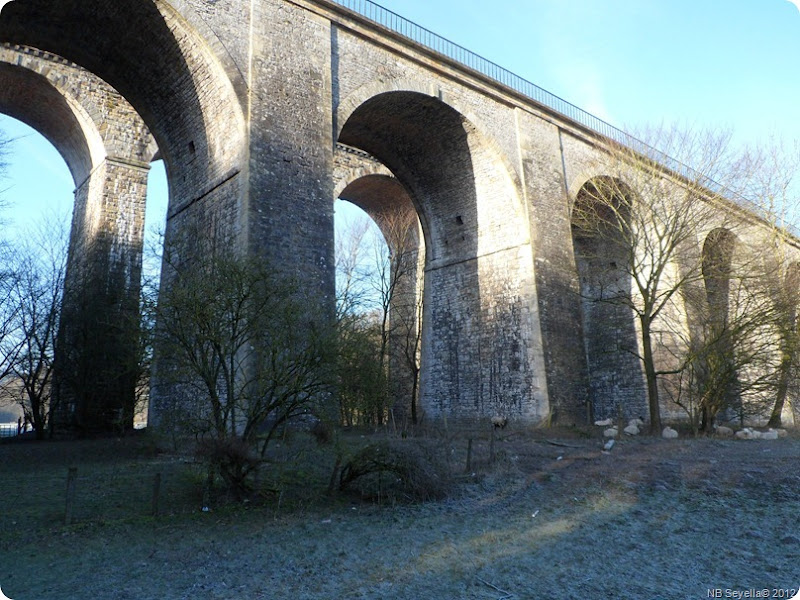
[[0, 427, 798, 599]]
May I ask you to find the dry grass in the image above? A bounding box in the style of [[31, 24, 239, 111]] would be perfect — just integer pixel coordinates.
[[1, 426, 799, 599]]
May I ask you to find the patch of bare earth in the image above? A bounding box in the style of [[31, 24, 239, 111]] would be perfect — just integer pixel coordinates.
[[1, 428, 798, 599]]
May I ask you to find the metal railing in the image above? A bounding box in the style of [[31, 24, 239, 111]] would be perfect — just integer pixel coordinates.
[[329, 0, 774, 224], [332, 0, 632, 143]]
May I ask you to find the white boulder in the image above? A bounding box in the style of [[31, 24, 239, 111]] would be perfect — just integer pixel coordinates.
[[714, 425, 734, 437], [628, 418, 644, 428], [491, 416, 508, 429], [762, 429, 779, 440], [735, 427, 765, 440], [662, 426, 678, 439], [595, 418, 614, 427], [603, 427, 618, 438], [623, 424, 640, 436]]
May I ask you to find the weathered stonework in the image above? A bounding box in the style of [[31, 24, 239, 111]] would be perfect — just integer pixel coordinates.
[[0, 44, 155, 431], [1, 0, 798, 429]]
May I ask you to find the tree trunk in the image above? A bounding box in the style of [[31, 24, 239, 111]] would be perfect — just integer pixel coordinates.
[[700, 403, 712, 433], [641, 317, 662, 434], [768, 350, 792, 427], [410, 367, 418, 425]]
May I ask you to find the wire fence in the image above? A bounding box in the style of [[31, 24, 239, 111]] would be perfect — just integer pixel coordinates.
[[0, 459, 206, 530], [329, 0, 779, 228]]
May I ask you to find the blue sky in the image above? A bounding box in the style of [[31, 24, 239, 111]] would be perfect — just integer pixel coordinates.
[[0, 116, 169, 253], [371, 0, 800, 146], [1, 0, 798, 249]]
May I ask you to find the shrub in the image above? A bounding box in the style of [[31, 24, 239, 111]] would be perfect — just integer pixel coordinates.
[[195, 437, 260, 500], [339, 440, 451, 502]]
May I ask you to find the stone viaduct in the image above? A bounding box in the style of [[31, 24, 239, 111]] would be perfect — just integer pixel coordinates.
[[0, 0, 796, 431]]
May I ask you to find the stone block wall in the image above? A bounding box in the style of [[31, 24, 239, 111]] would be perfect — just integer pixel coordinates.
[[6, 0, 796, 432]]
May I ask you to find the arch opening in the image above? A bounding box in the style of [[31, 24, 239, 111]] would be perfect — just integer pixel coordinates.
[[334, 167, 425, 427], [702, 228, 738, 322], [571, 176, 646, 421], [0, 62, 103, 187], [0, 115, 73, 438], [0, 44, 170, 434], [338, 90, 547, 422], [697, 227, 741, 426]]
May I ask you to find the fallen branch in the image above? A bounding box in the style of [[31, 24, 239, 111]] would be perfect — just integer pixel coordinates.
[[475, 575, 513, 599], [535, 439, 583, 449]]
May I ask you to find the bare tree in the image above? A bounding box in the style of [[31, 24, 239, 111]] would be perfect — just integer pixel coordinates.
[[664, 259, 783, 432], [0, 130, 17, 377], [334, 204, 424, 426], [334, 214, 389, 426], [372, 205, 423, 425], [742, 139, 800, 427], [397, 283, 423, 425], [0, 214, 68, 439], [573, 127, 748, 433], [154, 245, 336, 495], [575, 128, 800, 433], [335, 216, 374, 321]]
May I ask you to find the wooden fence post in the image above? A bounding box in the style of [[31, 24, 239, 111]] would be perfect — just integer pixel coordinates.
[[65, 467, 78, 525], [151, 473, 162, 517]]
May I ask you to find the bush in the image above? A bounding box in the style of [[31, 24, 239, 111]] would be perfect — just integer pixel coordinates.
[[339, 440, 451, 502], [195, 437, 260, 500]]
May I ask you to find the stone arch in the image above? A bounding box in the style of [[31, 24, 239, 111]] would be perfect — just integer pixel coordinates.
[[698, 227, 741, 426], [338, 89, 548, 422], [0, 45, 160, 433], [0, 61, 104, 186], [333, 147, 422, 254], [338, 175, 421, 254], [333, 144, 395, 200], [0, 0, 247, 219], [336, 79, 525, 198], [571, 175, 646, 421], [0, 44, 156, 167], [0, 0, 246, 432], [702, 228, 738, 322]]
